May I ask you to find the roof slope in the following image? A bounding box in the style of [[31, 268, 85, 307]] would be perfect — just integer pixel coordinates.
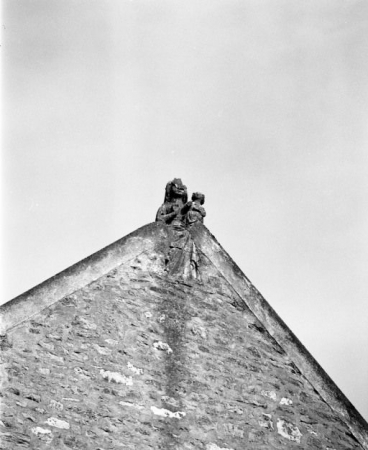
[[1, 222, 367, 450]]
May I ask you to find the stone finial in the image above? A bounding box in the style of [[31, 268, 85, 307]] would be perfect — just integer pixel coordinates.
[[155, 179, 206, 227], [155, 179, 206, 280]]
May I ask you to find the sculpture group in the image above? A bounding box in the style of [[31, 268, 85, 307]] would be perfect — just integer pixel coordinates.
[[155, 178, 206, 279]]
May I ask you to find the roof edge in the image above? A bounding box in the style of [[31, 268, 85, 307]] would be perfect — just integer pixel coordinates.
[[190, 223, 368, 449], [1, 222, 169, 334]]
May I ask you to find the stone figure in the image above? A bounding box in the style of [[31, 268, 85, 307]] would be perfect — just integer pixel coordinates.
[[155, 179, 204, 280], [155, 178, 191, 227], [186, 192, 206, 227]]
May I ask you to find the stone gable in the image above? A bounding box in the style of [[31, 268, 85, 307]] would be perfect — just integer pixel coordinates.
[[1, 222, 367, 449]]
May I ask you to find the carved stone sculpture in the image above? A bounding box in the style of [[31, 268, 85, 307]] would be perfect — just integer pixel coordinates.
[[155, 178, 191, 226], [155, 179, 206, 280], [186, 192, 206, 227]]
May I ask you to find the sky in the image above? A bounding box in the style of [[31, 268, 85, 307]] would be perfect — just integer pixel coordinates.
[[2, 0, 368, 420]]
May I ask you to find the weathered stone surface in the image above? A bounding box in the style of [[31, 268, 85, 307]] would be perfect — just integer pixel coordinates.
[[0, 221, 367, 449], [155, 178, 205, 280], [0, 222, 169, 333], [190, 222, 368, 449]]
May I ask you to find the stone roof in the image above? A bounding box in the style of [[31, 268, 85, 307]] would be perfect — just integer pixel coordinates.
[[1, 222, 367, 449]]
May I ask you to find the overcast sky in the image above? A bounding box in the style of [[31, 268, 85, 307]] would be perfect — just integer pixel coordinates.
[[2, 0, 368, 420]]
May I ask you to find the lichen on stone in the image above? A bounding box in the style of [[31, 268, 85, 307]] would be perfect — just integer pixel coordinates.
[[100, 369, 133, 385], [127, 362, 143, 375], [277, 418, 302, 443], [44, 417, 70, 429], [280, 397, 293, 405], [150, 406, 186, 419], [206, 444, 234, 450], [153, 340, 173, 354]]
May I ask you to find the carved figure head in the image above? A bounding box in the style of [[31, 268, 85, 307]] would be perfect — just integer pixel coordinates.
[[191, 192, 205, 205], [164, 178, 188, 203]]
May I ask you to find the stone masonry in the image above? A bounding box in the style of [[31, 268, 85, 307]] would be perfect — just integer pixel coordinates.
[[1, 222, 367, 449]]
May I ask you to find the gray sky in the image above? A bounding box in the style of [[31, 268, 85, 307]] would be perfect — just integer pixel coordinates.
[[2, 0, 368, 420]]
